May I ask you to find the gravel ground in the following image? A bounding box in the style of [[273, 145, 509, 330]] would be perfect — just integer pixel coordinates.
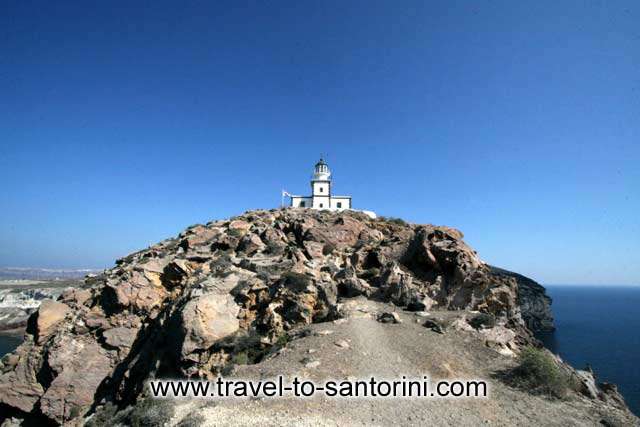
[[170, 298, 638, 427]]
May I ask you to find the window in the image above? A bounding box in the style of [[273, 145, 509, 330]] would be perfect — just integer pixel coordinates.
[[337, 202, 342, 208], [300, 201, 305, 207], [319, 187, 323, 193], [319, 203, 323, 208]]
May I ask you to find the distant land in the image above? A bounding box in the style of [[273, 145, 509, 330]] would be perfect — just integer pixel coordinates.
[[0, 267, 101, 281]]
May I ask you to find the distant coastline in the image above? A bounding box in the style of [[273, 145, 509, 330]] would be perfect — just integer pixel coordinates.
[[0, 267, 101, 281]]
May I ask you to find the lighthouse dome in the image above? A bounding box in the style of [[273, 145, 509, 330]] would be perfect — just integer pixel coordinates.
[[313, 158, 331, 180]]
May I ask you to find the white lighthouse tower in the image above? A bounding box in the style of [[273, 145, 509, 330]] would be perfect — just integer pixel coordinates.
[[287, 158, 352, 211]]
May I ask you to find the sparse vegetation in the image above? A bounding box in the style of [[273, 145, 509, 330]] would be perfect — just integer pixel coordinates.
[[176, 412, 206, 427], [380, 216, 407, 226], [275, 333, 290, 348], [226, 333, 282, 368], [228, 228, 246, 238], [507, 347, 571, 398], [231, 350, 250, 365], [85, 402, 119, 427], [86, 398, 174, 427], [125, 397, 175, 427]]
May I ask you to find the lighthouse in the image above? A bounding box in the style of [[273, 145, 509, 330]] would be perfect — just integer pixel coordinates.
[[287, 158, 352, 211]]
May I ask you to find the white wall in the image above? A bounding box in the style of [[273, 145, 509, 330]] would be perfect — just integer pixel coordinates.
[[312, 195, 331, 209], [330, 197, 351, 210], [312, 181, 330, 197], [290, 197, 312, 208]]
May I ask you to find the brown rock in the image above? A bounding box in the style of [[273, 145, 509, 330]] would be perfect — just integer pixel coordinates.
[[377, 312, 402, 324], [335, 268, 372, 297], [103, 326, 139, 350], [84, 309, 111, 330], [35, 300, 70, 344], [61, 288, 92, 307], [229, 219, 251, 232], [179, 293, 240, 361], [237, 233, 266, 256], [301, 215, 366, 250], [303, 241, 325, 259], [0, 344, 45, 413], [39, 337, 113, 423], [139, 257, 171, 287], [161, 259, 191, 289], [379, 262, 417, 306], [180, 227, 220, 251]]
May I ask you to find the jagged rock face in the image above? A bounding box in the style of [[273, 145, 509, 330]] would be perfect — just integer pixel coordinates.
[[0, 209, 533, 424], [489, 266, 555, 332]]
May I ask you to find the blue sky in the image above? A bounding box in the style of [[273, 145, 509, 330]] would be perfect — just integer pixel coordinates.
[[1, 1, 638, 285]]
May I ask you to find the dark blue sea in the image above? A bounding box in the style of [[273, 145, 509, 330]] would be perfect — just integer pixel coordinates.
[[538, 285, 640, 416], [0, 285, 638, 415], [0, 334, 22, 358]]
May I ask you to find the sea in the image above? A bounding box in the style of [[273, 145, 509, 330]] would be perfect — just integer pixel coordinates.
[[538, 285, 640, 416], [0, 333, 23, 358], [0, 285, 638, 415]]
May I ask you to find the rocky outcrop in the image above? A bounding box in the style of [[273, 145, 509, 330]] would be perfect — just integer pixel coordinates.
[[32, 300, 70, 344], [489, 266, 555, 332], [0, 286, 69, 333], [0, 209, 559, 424]]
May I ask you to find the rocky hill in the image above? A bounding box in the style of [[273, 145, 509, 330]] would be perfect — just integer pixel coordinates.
[[0, 209, 635, 426]]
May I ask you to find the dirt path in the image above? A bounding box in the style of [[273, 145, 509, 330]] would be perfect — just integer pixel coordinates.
[[170, 299, 636, 426]]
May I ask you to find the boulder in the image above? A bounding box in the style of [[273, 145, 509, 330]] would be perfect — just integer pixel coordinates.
[[480, 325, 517, 356], [358, 228, 384, 243], [179, 293, 240, 360], [103, 326, 139, 350], [335, 268, 372, 297], [229, 220, 251, 232], [467, 312, 496, 329], [61, 288, 92, 307], [423, 318, 445, 334], [35, 300, 70, 344], [237, 233, 266, 256], [84, 309, 111, 330], [406, 297, 436, 312], [0, 344, 45, 413], [575, 369, 599, 399], [139, 258, 171, 287], [297, 215, 366, 250], [303, 241, 325, 259], [379, 262, 417, 306], [377, 312, 402, 324], [180, 227, 220, 251], [39, 337, 113, 423]]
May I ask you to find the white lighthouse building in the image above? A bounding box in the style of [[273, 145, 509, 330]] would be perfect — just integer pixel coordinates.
[[288, 158, 352, 211]]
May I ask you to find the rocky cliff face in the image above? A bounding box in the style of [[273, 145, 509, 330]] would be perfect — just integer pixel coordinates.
[[489, 266, 555, 332], [0, 210, 594, 424]]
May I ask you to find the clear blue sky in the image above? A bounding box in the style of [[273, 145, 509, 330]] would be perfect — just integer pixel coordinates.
[[1, 1, 638, 285]]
